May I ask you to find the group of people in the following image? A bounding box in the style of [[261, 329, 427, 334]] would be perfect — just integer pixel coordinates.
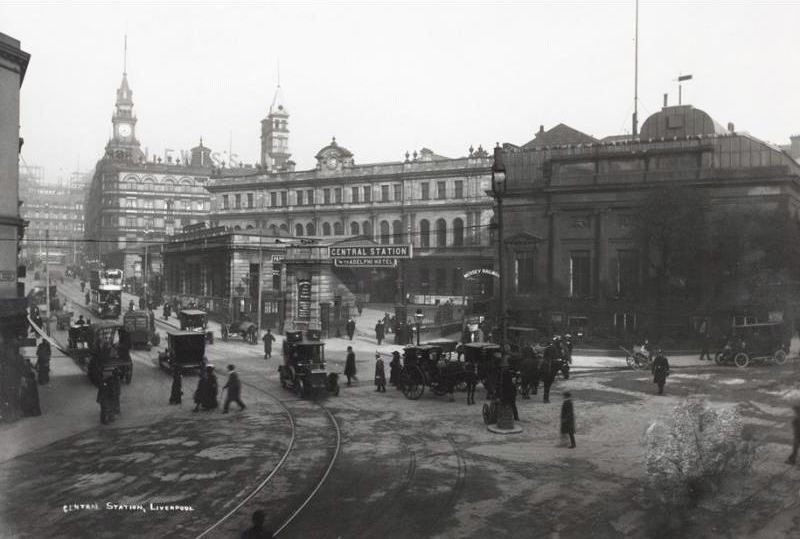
[[189, 364, 246, 413]]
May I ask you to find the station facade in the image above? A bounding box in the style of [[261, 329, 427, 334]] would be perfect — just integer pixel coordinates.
[[499, 104, 800, 340]]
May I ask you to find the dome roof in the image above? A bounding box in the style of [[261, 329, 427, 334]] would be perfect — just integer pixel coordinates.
[[640, 105, 728, 139]]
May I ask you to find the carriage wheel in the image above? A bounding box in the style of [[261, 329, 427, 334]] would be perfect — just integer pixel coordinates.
[[625, 355, 635, 369], [294, 377, 304, 397], [714, 352, 723, 365], [400, 367, 425, 400], [773, 350, 787, 366], [734, 352, 750, 368], [454, 380, 467, 392]]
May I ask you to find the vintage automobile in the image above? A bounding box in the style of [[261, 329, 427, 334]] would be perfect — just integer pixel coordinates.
[[123, 309, 160, 350], [399, 344, 466, 400], [158, 330, 208, 373], [716, 322, 789, 368], [278, 330, 339, 397], [178, 309, 214, 344], [220, 317, 259, 344], [83, 321, 133, 385]]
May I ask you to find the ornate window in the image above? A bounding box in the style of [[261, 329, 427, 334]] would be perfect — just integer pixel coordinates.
[[295, 224, 303, 236], [380, 221, 391, 244], [419, 219, 430, 248], [392, 220, 402, 244], [350, 222, 360, 236], [569, 251, 591, 298], [334, 222, 344, 235], [322, 222, 332, 236], [436, 218, 447, 247], [452, 218, 464, 247], [306, 223, 316, 236]]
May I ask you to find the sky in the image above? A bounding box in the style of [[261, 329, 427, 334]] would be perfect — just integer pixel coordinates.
[[3, 0, 800, 182]]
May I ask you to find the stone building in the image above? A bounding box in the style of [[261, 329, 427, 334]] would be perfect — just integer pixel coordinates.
[[499, 104, 800, 340], [209, 95, 497, 306], [0, 32, 30, 421], [84, 69, 214, 282]]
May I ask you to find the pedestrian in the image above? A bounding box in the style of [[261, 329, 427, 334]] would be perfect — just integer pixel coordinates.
[[356, 300, 363, 316], [222, 364, 246, 413], [500, 368, 519, 420], [374, 352, 386, 392], [651, 349, 670, 395], [75, 314, 86, 326], [699, 325, 712, 361], [85, 291, 90, 305], [262, 329, 276, 359], [36, 339, 51, 385], [540, 338, 561, 403], [344, 346, 357, 386], [383, 313, 391, 333], [194, 365, 219, 412], [241, 509, 273, 539], [464, 358, 478, 405], [787, 403, 800, 465], [20, 359, 42, 417], [97, 374, 115, 424], [375, 320, 385, 346], [110, 368, 122, 416], [346, 318, 356, 341], [389, 350, 402, 387], [169, 367, 183, 405], [561, 391, 576, 448], [563, 334, 574, 365], [128, 299, 135, 312]]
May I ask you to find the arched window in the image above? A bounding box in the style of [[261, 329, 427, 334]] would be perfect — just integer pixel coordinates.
[[142, 178, 154, 192], [280, 223, 289, 233], [322, 222, 332, 236], [295, 224, 304, 236], [306, 223, 315, 236], [350, 222, 359, 236], [334, 222, 344, 235], [436, 218, 447, 247], [234, 225, 242, 231], [380, 221, 391, 244], [180, 179, 192, 193], [420, 219, 430, 248], [269, 224, 278, 236], [163, 179, 175, 192], [246, 224, 254, 230], [362, 221, 372, 238], [452, 218, 464, 247], [392, 220, 402, 244]]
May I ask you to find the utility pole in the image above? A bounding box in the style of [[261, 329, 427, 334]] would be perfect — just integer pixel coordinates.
[[632, 0, 639, 137], [45, 229, 50, 335], [257, 233, 264, 332]]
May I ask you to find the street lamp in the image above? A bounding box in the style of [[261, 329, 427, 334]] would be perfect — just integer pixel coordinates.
[[490, 143, 507, 353], [142, 229, 154, 309], [415, 308, 424, 346]]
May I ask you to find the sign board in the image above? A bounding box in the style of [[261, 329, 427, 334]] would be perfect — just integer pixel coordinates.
[[329, 245, 412, 259], [271, 255, 285, 262], [464, 268, 500, 280], [334, 258, 397, 268], [297, 280, 312, 322], [0, 270, 16, 281]]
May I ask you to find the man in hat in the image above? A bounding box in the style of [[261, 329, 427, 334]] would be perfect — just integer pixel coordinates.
[[346, 318, 356, 341], [222, 364, 246, 413], [389, 350, 402, 388], [375, 319, 385, 346], [561, 391, 576, 448], [651, 349, 670, 395], [787, 403, 800, 465], [262, 329, 276, 359], [374, 353, 386, 392], [344, 346, 357, 386]]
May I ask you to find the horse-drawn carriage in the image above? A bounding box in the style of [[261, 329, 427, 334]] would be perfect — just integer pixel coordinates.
[[278, 331, 339, 397], [220, 317, 258, 344], [178, 309, 214, 344], [55, 310, 73, 331], [158, 330, 207, 373], [399, 344, 465, 400], [620, 343, 653, 370], [715, 321, 789, 368]]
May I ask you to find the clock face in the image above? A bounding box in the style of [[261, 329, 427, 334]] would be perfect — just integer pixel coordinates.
[[118, 124, 132, 137], [326, 156, 339, 170]]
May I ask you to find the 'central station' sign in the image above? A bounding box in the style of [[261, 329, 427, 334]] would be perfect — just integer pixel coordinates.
[[329, 245, 412, 259], [334, 258, 398, 268]]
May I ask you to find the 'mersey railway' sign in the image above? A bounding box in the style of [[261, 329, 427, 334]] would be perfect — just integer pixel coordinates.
[[328, 245, 412, 259]]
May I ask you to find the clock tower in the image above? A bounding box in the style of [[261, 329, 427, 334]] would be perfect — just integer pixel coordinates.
[[260, 85, 292, 171], [105, 71, 144, 162]]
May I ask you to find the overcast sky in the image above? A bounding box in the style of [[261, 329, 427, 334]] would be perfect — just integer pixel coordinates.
[[4, 0, 799, 182]]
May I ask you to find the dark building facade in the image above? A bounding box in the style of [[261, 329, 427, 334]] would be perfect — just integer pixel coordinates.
[[499, 105, 800, 340]]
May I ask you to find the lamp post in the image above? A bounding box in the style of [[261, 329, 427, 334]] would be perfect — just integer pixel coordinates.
[[415, 308, 424, 346], [490, 144, 507, 354], [142, 229, 154, 309]]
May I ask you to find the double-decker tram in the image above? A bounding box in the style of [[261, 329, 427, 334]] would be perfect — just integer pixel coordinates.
[[89, 268, 123, 318]]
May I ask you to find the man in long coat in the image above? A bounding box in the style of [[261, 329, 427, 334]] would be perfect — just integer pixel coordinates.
[[500, 368, 519, 420], [262, 329, 276, 359], [375, 320, 385, 345], [223, 364, 246, 412], [346, 318, 356, 341], [36, 340, 51, 385], [169, 367, 183, 405], [344, 346, 357, 386], [540, 338, 561, 404], [97, 374, 115, 424], [389, 350, 402, 387], [651, 349, 670, 395], [561, 391, 576, 448]]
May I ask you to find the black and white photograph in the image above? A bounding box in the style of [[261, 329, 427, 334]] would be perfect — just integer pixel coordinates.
[[1, 1, 800, 537]]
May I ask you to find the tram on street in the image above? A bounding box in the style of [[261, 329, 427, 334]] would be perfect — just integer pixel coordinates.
[[89, 268, 123, 318]]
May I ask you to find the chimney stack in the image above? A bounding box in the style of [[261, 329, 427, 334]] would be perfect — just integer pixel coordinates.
[[727, 122, 735, 133], [539, 125, 545, 134], [663, 94, 668, 107]]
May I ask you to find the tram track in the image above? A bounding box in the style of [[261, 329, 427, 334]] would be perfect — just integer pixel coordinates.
[[194, 380, 341, 539]]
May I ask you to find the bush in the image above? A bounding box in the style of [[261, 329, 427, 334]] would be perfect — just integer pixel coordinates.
[[644, 397, 757, 508]]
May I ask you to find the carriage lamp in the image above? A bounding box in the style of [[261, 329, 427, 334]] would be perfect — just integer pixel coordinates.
[[415, 309, 424, 346]]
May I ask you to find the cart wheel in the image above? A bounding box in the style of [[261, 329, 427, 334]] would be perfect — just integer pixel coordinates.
[[124, 368, 132, 384], [734, 352, 749, 368], [773, 350, 787, 366], [714, 352, 723, 365], [295, 378, 304, 398], [625, 355, 635, 369], [401, 378, 424, 400]]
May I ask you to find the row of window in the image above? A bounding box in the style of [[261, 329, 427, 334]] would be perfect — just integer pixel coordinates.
[[109, 198, 209, 212], [511, 249, 640, 297], [120, 176, 205, 192], [219, 179, 468, 210], [27, 221, 84, 231]]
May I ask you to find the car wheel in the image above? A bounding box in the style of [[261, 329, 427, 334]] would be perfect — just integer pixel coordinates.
[[734, 352, 749, 368], [773, 350, 787, 366]]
